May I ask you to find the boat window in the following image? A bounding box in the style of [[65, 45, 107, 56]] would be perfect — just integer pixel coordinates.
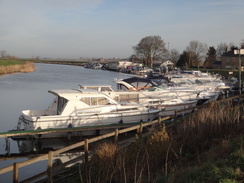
[[97, 97, 110, 105], [149, 101, 161, 104], [111, 107, 139, 112], [118, 84, 129, 91], [81, 97, 90, 105], [114, 96, 119, 102], [81, 97, 111, 106], [101, 87, 113, 92], [57, 96, 68, 115], [119, 94, 139, 102], [91, 98, 97, 105]]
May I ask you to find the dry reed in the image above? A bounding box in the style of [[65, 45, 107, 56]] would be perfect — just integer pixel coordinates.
[[0, 61, 35, 75], [83, 102, 244, 182]]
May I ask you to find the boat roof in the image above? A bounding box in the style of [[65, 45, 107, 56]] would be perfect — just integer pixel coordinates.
[[79, 85, 114, 91], [48, 89, 108, 99], [79, 85, 112, 87]]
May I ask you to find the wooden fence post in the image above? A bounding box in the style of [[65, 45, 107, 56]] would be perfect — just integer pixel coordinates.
[[48, 151, 53, 183], [158, 116, 161, 127], [136, 123, 143, 135], [13, 162, 19, 183], [174, 110, 177, 120], [114, 129, 119, 143], [84, 139, 89, 183]]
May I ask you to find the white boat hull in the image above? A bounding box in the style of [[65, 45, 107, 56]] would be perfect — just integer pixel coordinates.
[[158, 100, 197, 117], [21, 109, 159, 130]]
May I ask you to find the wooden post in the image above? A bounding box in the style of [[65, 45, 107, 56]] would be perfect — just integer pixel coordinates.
[[114, 129, 119, 143], [84, 139, 89, 183], [13, 162, 19, 183], [47, 151, 53, 183], [137, 123, 143, 137], [174, 110, 177, 120], [158, 116, 161, 127], [140, 123, 143, 134]]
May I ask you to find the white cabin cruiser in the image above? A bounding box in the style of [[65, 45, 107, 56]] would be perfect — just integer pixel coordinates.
[[80, 84, 198, 117], [17, 89, 160, 132], [115, 77, 212, 105]]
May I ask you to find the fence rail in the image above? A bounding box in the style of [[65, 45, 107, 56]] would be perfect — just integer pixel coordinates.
[[0, 116, 170, 183]]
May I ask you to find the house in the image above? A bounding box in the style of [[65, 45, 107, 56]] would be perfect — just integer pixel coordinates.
[[212, 61, 222, 69], [221, 50, 244, 70]]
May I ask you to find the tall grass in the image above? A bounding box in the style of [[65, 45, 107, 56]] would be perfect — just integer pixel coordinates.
[[80, 103, 244, 183], [0, 61, 35, 75]]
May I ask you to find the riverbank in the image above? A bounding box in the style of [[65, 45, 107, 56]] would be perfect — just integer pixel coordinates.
[[0, 60, 36, 75]]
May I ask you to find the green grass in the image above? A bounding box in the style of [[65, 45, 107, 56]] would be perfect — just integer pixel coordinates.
[[171, 135, 244, 183], [0, 59, 23, 66]]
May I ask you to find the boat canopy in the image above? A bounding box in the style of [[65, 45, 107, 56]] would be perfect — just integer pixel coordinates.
[[118, 77, 158, 87]]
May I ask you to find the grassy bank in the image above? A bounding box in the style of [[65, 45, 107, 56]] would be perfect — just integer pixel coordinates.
[[44, 103, 244, 183], [0, 59, 36, 75]]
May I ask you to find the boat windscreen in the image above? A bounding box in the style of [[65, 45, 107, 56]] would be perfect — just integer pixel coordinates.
[[57, 96, 68, 115]]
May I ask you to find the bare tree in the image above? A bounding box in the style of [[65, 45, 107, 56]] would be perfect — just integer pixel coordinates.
[[216, 42, 227, 60], [129, 54, 140, 62], [0, 50, 7, 58], [169, 49, 180, 64], [133, 36, 167, 68], [186, 40, 208, 66], [240, 39, 244, 49]]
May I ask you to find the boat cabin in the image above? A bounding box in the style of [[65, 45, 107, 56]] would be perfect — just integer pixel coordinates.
[[46, 89, 118, 116]]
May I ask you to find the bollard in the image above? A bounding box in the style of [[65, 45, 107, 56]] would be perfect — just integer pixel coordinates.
[[84, 139, 89, 183]]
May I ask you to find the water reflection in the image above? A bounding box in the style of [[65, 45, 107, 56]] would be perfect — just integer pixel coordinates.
[[17, 138, 85, 167]]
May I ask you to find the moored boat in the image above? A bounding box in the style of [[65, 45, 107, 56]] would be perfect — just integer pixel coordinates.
[[14, 89, 160, 138], [80, 84, 198, 117]]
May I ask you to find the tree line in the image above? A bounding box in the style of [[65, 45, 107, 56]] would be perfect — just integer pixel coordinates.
[[130, 35, 244, 68]]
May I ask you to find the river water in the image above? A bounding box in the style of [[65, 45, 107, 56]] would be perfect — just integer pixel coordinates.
[[0, 63, 132, 181]]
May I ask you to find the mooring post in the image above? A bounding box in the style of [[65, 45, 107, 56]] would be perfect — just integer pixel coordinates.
[[48, 151, 53, 183], [84, 139, 89, 183], [158, 116, 161, 127], [136, 123, 143, 136], [5, 137, 10, 155], [114, 129, 119, 143], [13, 162, 19, 183], [174, 110, 177, 120]]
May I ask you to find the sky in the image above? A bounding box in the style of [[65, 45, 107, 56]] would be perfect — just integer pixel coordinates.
[[0, 0, 243, 59]]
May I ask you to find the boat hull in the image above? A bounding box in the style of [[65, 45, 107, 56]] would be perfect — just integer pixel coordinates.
[[21, 109, 159, 131], [158, 100, 197, 117]]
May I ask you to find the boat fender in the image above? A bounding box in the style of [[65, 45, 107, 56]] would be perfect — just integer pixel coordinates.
[[119, 119, 123, 124], [68, 123, 73, 128], [140, 119, 143, 123]]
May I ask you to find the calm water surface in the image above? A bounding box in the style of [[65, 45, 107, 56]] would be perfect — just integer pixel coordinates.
[[0, 63, 131, 181]]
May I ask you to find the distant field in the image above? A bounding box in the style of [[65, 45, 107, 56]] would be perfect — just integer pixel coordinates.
[[0, 59, 24, 66]]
